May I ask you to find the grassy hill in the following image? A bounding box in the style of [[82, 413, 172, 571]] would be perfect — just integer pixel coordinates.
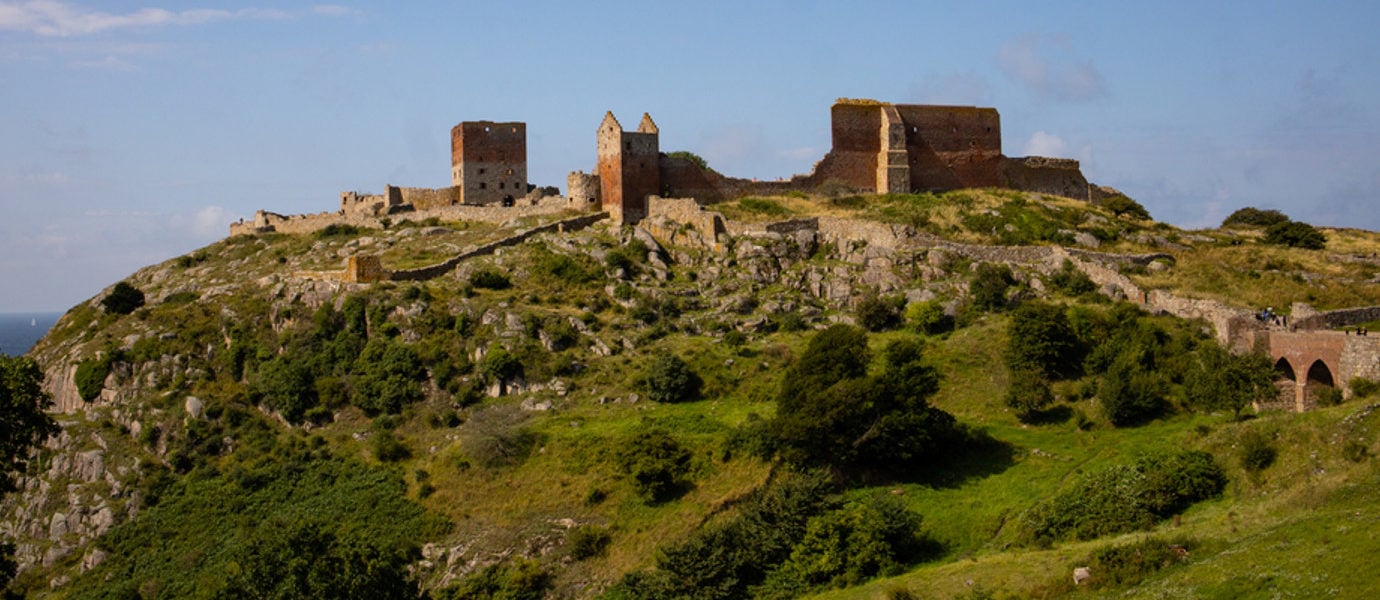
[[6, 190, 1380, 598]]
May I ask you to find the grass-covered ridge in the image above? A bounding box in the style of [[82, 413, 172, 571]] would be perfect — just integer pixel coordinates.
[[12, 191, 1380, 598]]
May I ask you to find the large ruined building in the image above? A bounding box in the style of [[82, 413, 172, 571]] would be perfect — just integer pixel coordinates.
[[571, 98, 1114, 225], [235, 98, 1117, 234]]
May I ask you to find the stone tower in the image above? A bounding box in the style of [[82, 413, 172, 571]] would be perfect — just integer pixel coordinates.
[[451, 121, 528, 206], [596, 112, 660, 224]]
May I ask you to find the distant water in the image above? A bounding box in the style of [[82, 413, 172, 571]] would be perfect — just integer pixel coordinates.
[[0, 312, 63, 357]]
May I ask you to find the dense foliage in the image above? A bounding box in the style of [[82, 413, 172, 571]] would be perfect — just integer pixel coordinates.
[[1221, 207, 1289, 229], [1020, 450, 1225, 543], [1101, 195, 1152, 220], [615, 428, 693, 503], [969, 263, 1015, 312], [1264, 220, 1327, 249], [769, 326, 964, 477], [644, 351, 700, 403], [100, 281, 146, 315], [0, 356, 58, 494]]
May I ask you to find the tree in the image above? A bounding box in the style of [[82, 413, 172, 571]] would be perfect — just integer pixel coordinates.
[[0, 356, 59, 587], [101, 281, 145, 315], [1098, 357, 1168, 427], [1005, 373, 1054, 423], [855, 292, 904, 332], [615, 428, 693, 503], [1004, 301, 1085, 380], [216, 521, 419, 600], [770, 326, 961, 475], [1185, 345, 1277, 419], [252, 357, 316, 423], [1101, 195, 1151, 220], [645, 351, 700, 403], [1221, 207, 1289, 229], [970, 263, 1015, 312], [1263, 220, 1326, 249], [351, 338, 426, 415]]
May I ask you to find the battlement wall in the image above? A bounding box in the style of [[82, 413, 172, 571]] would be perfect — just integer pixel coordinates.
[[1001, 156, 1091, 201]]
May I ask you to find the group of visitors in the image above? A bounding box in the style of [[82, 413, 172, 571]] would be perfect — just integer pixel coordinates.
[[1257, 307, 1288, 328]]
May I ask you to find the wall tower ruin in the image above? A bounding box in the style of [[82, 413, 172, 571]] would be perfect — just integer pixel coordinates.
[[452, 121, 528, 206], [596, 112, 660, 224]]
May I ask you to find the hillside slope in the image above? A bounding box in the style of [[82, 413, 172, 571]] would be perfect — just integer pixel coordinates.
[[5, 190, 1380, 598]]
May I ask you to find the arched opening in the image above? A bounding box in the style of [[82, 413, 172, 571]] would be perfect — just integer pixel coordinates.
[[502, 196, 514, 207], [1274, 357, 1296, 382], [1306, 360, 1334, 387], [1303, 359, 1336, 408]]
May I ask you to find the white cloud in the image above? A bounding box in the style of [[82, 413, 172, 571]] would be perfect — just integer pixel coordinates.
[[0, 1, 311, 37], [312, 4, 360, 17], [998, 34, 1106, 102], [190, 205, 232, 238], [1022, 131, 1067, 157], [71, 54, 135, 70]]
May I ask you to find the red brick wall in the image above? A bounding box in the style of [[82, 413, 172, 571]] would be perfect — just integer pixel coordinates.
[[895, 105, 1002, 190], [452, 121, 527, 205]]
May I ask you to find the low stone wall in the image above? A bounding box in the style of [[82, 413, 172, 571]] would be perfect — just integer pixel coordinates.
[[1293, 305, 1380, 331], [388, 212, 608, 281], [230, 196, 579, 237], [644, 197, 728, 250]]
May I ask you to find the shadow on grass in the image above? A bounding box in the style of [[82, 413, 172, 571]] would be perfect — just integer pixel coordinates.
[[853, 427, 1017, 489]]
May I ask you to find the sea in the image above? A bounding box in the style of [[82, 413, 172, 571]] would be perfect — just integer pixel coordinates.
[[0, 312, 63, 357]]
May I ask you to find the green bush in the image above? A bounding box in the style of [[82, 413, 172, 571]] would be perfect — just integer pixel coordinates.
[[667, 150, 712, 172], [615, 428, 693, 503], [1048, 259, 1096, 296], [351, 339, 426, 415], [855, 293, 904, 332], [1086, 536, 1194, 588], [1101, 195, 1151, 220], [769, 326, 963, 475], [1005, 371, 1054, 423], [645, 351, 700, 403], [74, 356, 112, 402], [372, 430, 411, 462], [567, 525, 611, 560], [439, 558, 550, 600], [1222, 207, 1289, 229], [1263, 220, 1326, 249], [1350, 377, 1380, 399], [314, 223, 362, 238], [905, 300, 953, 335], [1005, 301, 1084, 380], [1021, 450, 1225, 543], [764, 495, 929, 591], [1315, 386, 1344, 407], [480, 344, 524, 383], [970, 263, 1015, 312], [101, 281, 145, 315], [469, 267, 512, 290], [1237, 428, 1276, 473], [251, 357, 316, 423]]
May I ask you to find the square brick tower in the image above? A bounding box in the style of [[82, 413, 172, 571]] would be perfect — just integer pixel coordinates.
[[452, 121, 527, 206], [596, 112, 660, 224]]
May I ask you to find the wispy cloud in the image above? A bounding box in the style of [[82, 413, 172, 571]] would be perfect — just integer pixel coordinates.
[[998, 34, 1106, 102], [0, 1, 337, 37], [1022, 131, 1067, 156]]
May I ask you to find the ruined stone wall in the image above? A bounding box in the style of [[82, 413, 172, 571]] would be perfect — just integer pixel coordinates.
[[567, 171, 601, 209], [1000, 156, 1091, 201], [453, 121, 527, 206], [660, 155, 732, 204], [340, 191, 392, 216], [230, 197, 577, 237], [1292, 305, 1380, 331], [394, 185, 461, 210], [1340, 336, 1380, 388], [895, 104, 1003, 190], [811, 101, 882, 190]]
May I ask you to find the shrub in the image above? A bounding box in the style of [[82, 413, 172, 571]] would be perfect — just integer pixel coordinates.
[[351, 339, 426, 415], [1184, 345, 1277, 419], [855, 293, 904, 332], [1086, 536, 1194, 588], [970, 263, 1015, 312], [1350, 377, 1380, 399], [1315, 386, 1344, 407], [770, 326, 961, 475], [1021, 451, 1225, 542], [1101, 195, 1151, 220], [440, 558, 550, 600], [1005, 371, 1054, 423], [1048, 259, 1096, 296], [1005, 301, 1084, 380], [567, 525, 611, 560], [74, 356, 112, 402], [480, 344, 523, 383], [667, 150, 712, 172], [764, 495, 929, 591], [371, 430, 410, 462], [645, 351, 700, 403], [905, 300, 953, 335], [469, 267, 512, 290], [1237, 428, 1276, 473], [252, 357, 316, 423], [461, 405, 538, 468], [1263, 220, 1326, 249], [1221, 207, 1289, 229], [314, 223, 362, 238], [771, 311, 806, 333], [615, 428, 693, 503], [1098, 358, 1168, 427], [101, 282, 146, 315]]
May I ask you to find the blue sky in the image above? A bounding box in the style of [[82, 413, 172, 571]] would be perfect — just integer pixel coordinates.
[[2, 1, 1377, 312]]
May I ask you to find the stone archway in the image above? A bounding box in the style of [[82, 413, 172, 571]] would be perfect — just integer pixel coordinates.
[[1303, 359, 1336, 408], [1268, 357, 1298, 410]]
